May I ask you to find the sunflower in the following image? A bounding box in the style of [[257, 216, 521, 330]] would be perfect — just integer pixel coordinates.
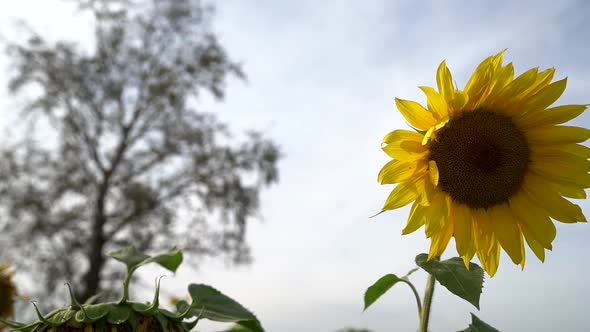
[[379, 50, 589, 276], [0, 264, 16, 319]]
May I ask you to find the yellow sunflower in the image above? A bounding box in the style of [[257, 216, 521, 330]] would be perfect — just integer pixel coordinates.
[[0, 264, 16, 319], [379, 50, 589, 276]]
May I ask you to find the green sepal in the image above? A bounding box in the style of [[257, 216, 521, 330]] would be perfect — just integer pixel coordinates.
[[74, 303, 110, 322], [0, 319, 27, 329], [31, 303, 57, 327], [106, 304, 131, 324], [154, 312, 168, 332], [127, 310, 140, 332], [65, 283, 82, 310], [45, 309, 76, 325]]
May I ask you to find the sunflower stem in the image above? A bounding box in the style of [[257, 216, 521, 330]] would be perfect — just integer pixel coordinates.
[[400, 280, 422, 320], [419, 271, 436, 332]]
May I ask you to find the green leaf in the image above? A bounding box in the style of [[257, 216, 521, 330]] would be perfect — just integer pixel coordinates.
[[108, 246, 150, 268], [108, 246, 183, 274], [188, 284, 264, 332], [415, 254, 484, 309], [458, 313, 500, 332], [363, 274, 401, 311]]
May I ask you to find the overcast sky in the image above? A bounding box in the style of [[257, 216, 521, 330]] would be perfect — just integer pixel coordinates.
[[1, 1, 590, 331]]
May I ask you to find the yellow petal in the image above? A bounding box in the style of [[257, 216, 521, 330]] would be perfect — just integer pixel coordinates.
[[450, 201, 474, 257], [520, 68, 555, 98], [424, 192, 448, 238], [449, 90, 468, 113], [509, 191, 555, 249], [483, 63, 515, 104], [531, 149, 590, 174], [486, 240, 501, 277], [518, 78, 568, 115], [428, 160, 439, 186], [378, 159, 426, 184], [489, 204, 523, 265], [549, 181, 587, 199], [419, 86, 448, 120], [382, 130, 428, 160], [516, 104, 586, 129], [428, 211, 453, 260], [525, 126, 590, 145], [436, 60, 454, 103], [494, 67, 539, 102], [531, 143, 590, 159], [395, 98, 437, 130], [403, 201, 426, 235], [464, 54, 496, 107], [419, 175, 435, 206], [529, 159, 590, 188], [382, 173, 426, 210], [472, 209, 493, 257], [523, 173, 587, 223], [519, 222, 546, 262]]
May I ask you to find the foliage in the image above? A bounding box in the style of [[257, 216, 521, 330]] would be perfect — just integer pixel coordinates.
[[0, 246, 264, 332], [458, 313, 500, 332], [415, 254, 484, 309], [364, 254, 496, 331], [0, 0, 280, 305]]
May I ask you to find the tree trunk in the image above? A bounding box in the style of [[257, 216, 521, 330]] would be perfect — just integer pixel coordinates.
[[80, 193, 108, 302]]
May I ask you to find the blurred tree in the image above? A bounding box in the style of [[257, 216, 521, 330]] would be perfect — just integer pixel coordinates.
[[0, 0, 279, 304]]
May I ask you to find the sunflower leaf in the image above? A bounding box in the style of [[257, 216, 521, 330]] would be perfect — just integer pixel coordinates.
[[415, 254, 484, 309], [107, 246, 183, 275], [363, 274, 402, 311], [457, 313, 500, 332], [188, 284, 264, 332]]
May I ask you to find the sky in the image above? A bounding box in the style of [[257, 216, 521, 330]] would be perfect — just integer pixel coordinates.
[[1, 0, 590, 331]]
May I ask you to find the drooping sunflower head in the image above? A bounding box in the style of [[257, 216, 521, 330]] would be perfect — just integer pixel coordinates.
[[380, 50, 589, 276], [0, 264, 16, 319]]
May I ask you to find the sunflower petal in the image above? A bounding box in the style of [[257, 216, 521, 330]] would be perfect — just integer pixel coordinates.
[[395, 98, 437, 130], [450, 201, 474, 257], [516, 104, 587, 129], [520, 222, 546, 262], [428, 211, 453, 260], [428, 160, 439, 186], [489, 204, 523, 265], [382, 174, 426, 210], [549, 181, 587, 199], [525, 126, 590, 145], [532, 143, 590, 158], [382, 130, 428, 160], [509, 191, 555, 249], [378, 159, 426, 184], [495, 67, 539, 102], [424, 192, 448, 237], [523, 173, 587, 223], [419, 86, 448, 120], [436, 60, 454, 103], [403, 201, 426, 235], [519, 78, 568, 115]]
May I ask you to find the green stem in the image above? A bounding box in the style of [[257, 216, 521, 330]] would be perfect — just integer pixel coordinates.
[[119, 268, 134, 304], [419, 273, 436, 332], [400, 280, 422, 319]]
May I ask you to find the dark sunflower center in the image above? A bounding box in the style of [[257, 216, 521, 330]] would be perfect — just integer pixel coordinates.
[[429, 110, 530, 209]]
